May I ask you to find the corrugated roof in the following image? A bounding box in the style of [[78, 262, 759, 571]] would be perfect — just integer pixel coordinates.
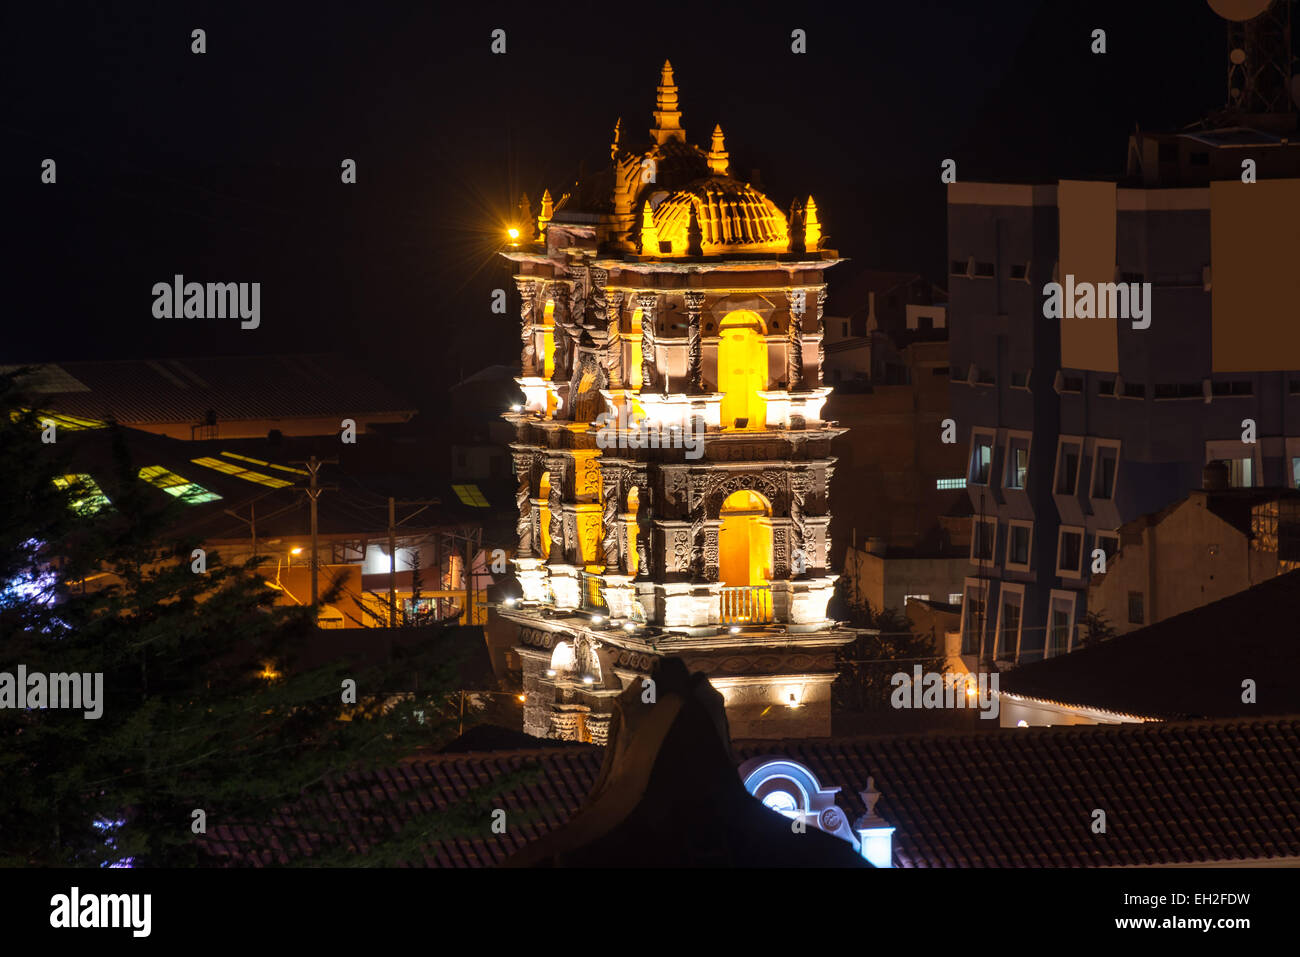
[[202, 714, 1300, 867]]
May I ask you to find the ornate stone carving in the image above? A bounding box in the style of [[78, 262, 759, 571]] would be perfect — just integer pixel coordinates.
[[689, 509, 706, 578], [637, 291, 658, 392], [634, 472, 653, 579], [684, 290, 706, 393], [786, 288, 807, 391], [513, 452, 535, 557], [670, 529, 692, 574], [548, 282, 575, 383], [703, 526, 719, 582], [702, 470, 784, 517], [515, 277, 539, 376], [790, 471, 812, 576], [547, 458, 566, 565], [602, 468, 622, 569], [605, 289, 624, 389], [773, 526, 789, 578], [815, 287, 827, 387]]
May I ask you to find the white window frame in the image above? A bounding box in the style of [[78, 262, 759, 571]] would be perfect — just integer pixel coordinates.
[[1055, 524, 1085, 579], [1089, 438, 1122, 502], [1287, 438, 1300, 489], [1205, 439, 1261, 489], [1005, 519, 1034, 571], [994, 582, 1026, 662], [1045, 589, 1079, 658], [1004, 430, 1032, 491], [1053, 435, 1084, 496], [970, 516, 998, 568], [959, 577, 991, 657], [969, 428, 997, 488]]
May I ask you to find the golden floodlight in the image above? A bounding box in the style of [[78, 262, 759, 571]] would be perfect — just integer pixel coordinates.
[[290, 547, 303, 555], [507, 227, 520, 240]]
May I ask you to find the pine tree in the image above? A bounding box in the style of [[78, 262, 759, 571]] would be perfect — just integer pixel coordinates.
[[0, 372, 520, 866]]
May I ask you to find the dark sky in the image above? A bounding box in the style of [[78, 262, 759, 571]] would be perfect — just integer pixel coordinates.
[[2, 0, 1226, 407]]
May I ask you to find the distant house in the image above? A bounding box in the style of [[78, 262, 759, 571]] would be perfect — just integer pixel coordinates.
[[1088, 481, 1300, 636], [1000, 569, 1300, 726]]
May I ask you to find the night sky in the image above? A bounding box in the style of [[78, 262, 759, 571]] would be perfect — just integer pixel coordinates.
[[3, 1, 1225, 408]]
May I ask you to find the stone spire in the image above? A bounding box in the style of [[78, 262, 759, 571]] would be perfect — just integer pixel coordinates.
[[804, 195, 821, 250], [650, 60, 685, 146], [537, 189, 554, 235], [610, 118, 622, 159], [517, 192, 535, 241], [639, 200, 660, 254], [707, 124, 729, 175]]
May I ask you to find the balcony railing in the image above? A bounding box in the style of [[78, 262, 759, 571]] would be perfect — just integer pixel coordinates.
[[719, 585, 773, 625], [579, 570, 607, 612]]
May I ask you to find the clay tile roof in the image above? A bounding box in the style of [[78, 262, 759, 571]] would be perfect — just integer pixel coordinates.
[[738, 716, 1300, 867]]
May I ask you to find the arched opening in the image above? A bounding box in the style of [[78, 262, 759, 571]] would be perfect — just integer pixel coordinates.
[[538, 471, 552, 559], [719, 489, 772, 587], [628, 307, 644, 391], [541, 300, 556, 379], [717, 310, 768, 430]]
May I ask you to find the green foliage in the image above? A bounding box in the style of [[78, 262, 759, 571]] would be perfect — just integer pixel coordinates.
[[0, 372, 514, 867]]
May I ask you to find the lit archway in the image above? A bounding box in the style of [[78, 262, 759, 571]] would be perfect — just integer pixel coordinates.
[[717, 310, 767, 430], [718, 489, 772, 587], [538, 471, 552, 558]]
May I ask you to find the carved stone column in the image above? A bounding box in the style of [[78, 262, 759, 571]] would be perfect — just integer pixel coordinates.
[[515, 277, 539, 376], [684, 290, 705, 393], [513, 452, 535, 558], [605, 289, 624, 389], [631, 468, 653, 579], [786, 288, 807, 391], [546, 456, 567, 566], [790, 471, 811, 577], [548, 282, 573, 384], [601, 466, 623, 570], [815, 287, 828, 387], [637, 291, 658, 392]]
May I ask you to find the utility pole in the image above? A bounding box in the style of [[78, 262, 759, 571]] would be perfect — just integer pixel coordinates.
[[384, 498, 440, 628], [292, 456, 338, 608]]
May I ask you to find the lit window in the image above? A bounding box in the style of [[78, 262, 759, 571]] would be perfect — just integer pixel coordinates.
[[970, 435, 994, 486], [936, 477, 966, 490], [948, 593, 962, 605], [1222, 457, 1253, 488], [904, 594, 930, 605], [138, 466, 221, 504], [453, 484, 490, 507], [18, 410, 107, 431], [1006, 438, 1029, 490], [218, 452, 308, 476], [52, 474, 111, 515], [762, 791, 800, 816], [191, 457, 293, 489], [1292, 457, 1300, 489]]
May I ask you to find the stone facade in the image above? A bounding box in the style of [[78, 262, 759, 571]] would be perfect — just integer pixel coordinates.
[[498, 61, 858, 742]]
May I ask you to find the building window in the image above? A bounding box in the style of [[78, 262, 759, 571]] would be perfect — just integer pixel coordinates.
[[841, 321, 849, 337], [936, 477, 967, 490], [972, 261, 995, 278], [1097, 534, 1119, 564], [1223, 457, 1253, 488], [1211, 380, 1253, 397], [1006, 437, 1029, 490], [917, 315, 934, 332], [1121, 382, 1145, 399], [1049, 608, 1071, 657], [1056, 528, 1083, 576], [1009, 263, 1028, 281], [1007, 523, 1032, 568], [948, 593, 962, 605], [1127, 591, 1145, 625], [970, 435, 994, 486], [1011, 371, 1029, 389], [1292, 457, 1300, 489], [962, 587, 986, 655], [1092, 443, 1119, 500], [972, 518, 996, 563], [1055, 440, 1081, 494], [950, 259, 969, 276], [1061, 374, 1083, 393], [997, 596, 1021, 659], [904, 594, 930, 605], [1097, 379, 1116, 396]]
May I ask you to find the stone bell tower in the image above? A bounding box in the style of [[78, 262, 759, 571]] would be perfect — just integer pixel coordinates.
[[497, 61, 857, 743]]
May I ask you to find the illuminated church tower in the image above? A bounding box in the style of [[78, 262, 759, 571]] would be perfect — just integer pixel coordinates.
[[500, 62, 855, 742]]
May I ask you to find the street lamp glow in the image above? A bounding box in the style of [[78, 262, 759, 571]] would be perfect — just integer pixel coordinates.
[[290, 547, 303, 555], [507, 227, 520, 240]]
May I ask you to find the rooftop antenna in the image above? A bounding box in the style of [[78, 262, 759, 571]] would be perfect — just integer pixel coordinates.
[[1208, 0, 1295, 116]]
